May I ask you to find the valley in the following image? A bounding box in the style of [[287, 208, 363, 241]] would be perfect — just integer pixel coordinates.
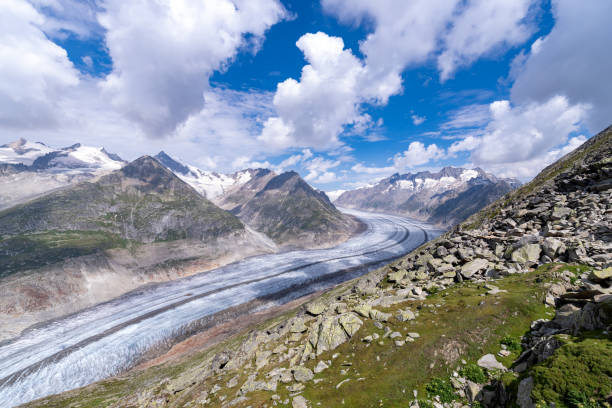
[[0, 209, 441, 407]]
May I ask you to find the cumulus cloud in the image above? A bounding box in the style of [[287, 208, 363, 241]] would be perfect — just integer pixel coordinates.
[[437, 0, 536, 81], [0, 0, 80, 129], [511, 0, 612, 132], [99, 0, 286, 138], [448, 96, 588, 178], [411, 114, 426, 126], [258, 32, 370, 150], [393, 142, 445, 169]]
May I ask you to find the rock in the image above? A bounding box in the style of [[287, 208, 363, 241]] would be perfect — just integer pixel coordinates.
[[314, 360, 329, 373], [316, 316, 349, 354], [590, 267, 612, 282], [541, 237, 565, 258], [292, 366, 314, 382], [306, 302, 326, 316], [407, 332, 420, 338], [460, 258, 489, 278], [443, 254, 460, 265], [290, 318, 308, 333], [336, 378, 350, 389], [389, 331, 402, 339], [394, 340, 405, 346], [388, 270, 406, 282], [396, 309, 416, 322], [287, 383, 305, 392], [255, 350, 272, 369], [369, 309, 391, 322], [353, 303, 372, 318], [465, 381, 482, 402], [477, 354, 506, 371], [511, 244, 541, 265], [292, 395, 309, 408], [338, 313, 363, 337], [551, 206, 572, 220], [457, 247, 474, 261], [516, 377, 535, 408]]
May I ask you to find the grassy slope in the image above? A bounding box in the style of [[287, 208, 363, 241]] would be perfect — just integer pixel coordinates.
[[26, 263, 603, 408]]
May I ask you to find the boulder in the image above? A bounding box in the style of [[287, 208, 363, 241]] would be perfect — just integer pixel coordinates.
[[516, 377, 535, 408], [590, 267, 612, 282], [316, 317, 349, 354], [306, 302, 326, 316], [369, 309, 391, 322], [353, 303, 372, 318], [314, 360, 329, 373], [338, 313, 363, 337], [511, 244, 541, 265], [388, 270, 406, 282], [290, 318, 308, 333], [292, 366, 314, 382], [551, 206, 572, 220], [477, 354, 506, 371], [292, 395, 309, 408], [396, 309, 416, 322], [465, 381, 482, 402], [460, 258, 489, 278]]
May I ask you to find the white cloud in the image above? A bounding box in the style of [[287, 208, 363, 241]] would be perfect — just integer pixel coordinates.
[[99, 0, 286, 138], [511, 0, 612, 132], [351, 163, 395, 175], [447, 96, 588, 178], [303, 156, 341, 182], [483, 135, 587, 179], [258, 32, 371, 150], [393, 141, 445, 169], [437, 0, 536, 81], [0, 0, 79, 129], [411, 114, 426, 126]]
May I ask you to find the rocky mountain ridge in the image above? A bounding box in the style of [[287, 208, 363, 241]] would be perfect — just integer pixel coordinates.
[[335, 167, 521, 227], [28, 126, 611, 407]]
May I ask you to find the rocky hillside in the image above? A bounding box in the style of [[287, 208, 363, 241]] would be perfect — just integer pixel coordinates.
[[28, 126, 611, 408], [228, 171, 362, 248], [335, 167, 520, 227]]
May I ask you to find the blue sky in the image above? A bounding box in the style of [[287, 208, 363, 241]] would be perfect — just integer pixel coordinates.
[[1, 0, 610, 192]]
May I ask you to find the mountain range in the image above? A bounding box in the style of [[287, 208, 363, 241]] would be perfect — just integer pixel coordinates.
[[335, 167, 521, 227], [26, 125, 612, 408]]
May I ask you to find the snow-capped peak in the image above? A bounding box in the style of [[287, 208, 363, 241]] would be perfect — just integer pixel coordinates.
[[0, 139, 125, 174], [153, 151, 257, 199]]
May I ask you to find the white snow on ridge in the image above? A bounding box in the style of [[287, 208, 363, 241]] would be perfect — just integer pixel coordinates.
[[0, 139, 54, 165], [50, 145, 123, 174], [174, 165, 254, 199]]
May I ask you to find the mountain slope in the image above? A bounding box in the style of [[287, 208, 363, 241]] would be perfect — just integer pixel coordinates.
[[230, 171, 361, 248], [0, 156, 276, 340], [0, 156, 242, 245], [29, 126, 611, 407], [154, 152, 361, 248], [335, 167, 520, 227]]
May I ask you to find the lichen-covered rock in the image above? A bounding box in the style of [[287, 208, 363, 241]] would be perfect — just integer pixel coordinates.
[[316, 316, 349, 354], [305, 302, 326, 316], [338, 313, 363, 337], [292, 395, 309, 408], [292, 366, 314, 382], [353, 303, 372, 318], [388, 270, 406, 282], [314, 360, 329, 373], [369, 309, 391, 322], [590, 267, 612, 282], [477, 354, 506, 370], [396, 309, 415, 322]]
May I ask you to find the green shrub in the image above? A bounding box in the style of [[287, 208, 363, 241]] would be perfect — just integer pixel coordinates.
[[460, 364, 488, 383], [425, 377, 456, 403], [417, 400, 435, 408], [500, 335, 522, 353], [530, 337, 612, 406]]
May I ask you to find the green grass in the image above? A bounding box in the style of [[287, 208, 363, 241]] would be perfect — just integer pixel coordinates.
[[0, 230, 128, 278], [460, 364, 488, 384], [426, 377, 456, 402]]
